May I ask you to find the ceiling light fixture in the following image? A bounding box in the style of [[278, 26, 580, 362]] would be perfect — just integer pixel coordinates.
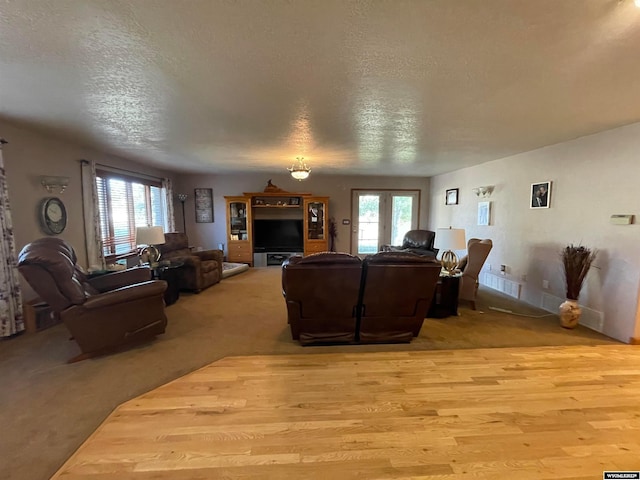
[[287, 157, 311, 181]]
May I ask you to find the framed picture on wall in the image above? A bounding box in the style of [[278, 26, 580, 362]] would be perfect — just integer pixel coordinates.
[[478, 201, 490, 226], [530, 181, 551, 209], [445, 188, 459, 205], [194, 188, 214, 223]]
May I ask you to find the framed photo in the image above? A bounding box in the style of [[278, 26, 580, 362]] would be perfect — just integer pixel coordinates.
[[530, 181, 551, 209], [445, 188, 459, 205], [478, 201, 490, 226], [194, 188, 214, 223], [289, 197, 300, 206]]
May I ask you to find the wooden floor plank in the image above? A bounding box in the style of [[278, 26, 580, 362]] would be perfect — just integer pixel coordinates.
[[52, 345, 640, 480]]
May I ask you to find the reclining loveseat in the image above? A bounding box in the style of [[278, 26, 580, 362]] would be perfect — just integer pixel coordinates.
[[282, 251, 442, 345]]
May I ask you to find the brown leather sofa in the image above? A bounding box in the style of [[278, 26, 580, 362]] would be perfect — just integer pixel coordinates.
[[359, 252, 442, 343], [18, 237, 168, 362], [380, 230, 439, 258], [158, 233, 223, 292], [282, 251, 441, 345], [282, 252, 363, 345]]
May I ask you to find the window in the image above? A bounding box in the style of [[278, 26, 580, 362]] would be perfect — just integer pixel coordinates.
[[96, 169, 167, 257], [351, 190, 420, 255]]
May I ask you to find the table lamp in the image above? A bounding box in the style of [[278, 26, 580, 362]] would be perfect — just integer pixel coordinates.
[[135, 226, 166, 265], [434, 227, 466, 274]]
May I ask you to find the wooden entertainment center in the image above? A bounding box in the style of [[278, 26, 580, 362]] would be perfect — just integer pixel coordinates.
[[225, 192, 329, 266]]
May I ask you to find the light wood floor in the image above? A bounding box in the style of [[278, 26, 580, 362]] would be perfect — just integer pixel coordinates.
[[53, 345, 640, 480]]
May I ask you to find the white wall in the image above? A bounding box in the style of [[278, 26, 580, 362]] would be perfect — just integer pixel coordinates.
[[172, 173, 430, 255], [1, 120, 175, 298], [429, 122, 640, 343]]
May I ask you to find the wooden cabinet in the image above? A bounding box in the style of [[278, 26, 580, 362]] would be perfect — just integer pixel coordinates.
[[303, 196, 329, 256], [225, 193, 330, 264], [225, 196, 253, 265]]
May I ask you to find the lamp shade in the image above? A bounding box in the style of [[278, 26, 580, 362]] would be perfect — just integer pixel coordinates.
[[434, 228, 466, 251], [135, 226, 165, 246]]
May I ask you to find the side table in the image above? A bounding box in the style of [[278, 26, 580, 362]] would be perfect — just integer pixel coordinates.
[[427, 273, 461, 318], [151, 260, 185, 306]]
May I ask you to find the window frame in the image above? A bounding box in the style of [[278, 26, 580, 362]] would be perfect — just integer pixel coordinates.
[[95, 169, 165, 259]]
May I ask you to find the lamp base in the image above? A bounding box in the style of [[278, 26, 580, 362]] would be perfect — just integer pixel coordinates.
[[139, 245, 161, 266], [440, 250, 459, 274]]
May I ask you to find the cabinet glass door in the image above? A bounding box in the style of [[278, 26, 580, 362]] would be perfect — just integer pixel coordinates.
[[229, 201, 249, 241], [306, 202, 325, 240]]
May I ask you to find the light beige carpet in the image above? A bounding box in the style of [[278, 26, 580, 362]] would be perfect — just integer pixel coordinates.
[[0, 267, 619, 480]]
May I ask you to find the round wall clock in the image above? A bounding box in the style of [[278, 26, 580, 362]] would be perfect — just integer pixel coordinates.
[[40, 197, 67, 235]]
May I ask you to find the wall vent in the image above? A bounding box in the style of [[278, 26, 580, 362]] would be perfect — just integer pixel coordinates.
[[480, 272, 521, 299]]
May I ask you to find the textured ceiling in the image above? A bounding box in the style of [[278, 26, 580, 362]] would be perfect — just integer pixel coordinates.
[[1, 0, 640, 176]]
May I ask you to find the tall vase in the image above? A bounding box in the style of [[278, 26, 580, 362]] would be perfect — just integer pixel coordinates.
[[559, 299, 581, 329]]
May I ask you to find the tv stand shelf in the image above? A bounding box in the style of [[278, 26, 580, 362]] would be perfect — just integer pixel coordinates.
[[254, 251, 303, 267], [252, 205, 301, 208]]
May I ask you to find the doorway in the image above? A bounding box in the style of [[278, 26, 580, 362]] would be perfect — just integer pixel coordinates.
[[351, 190, 420, 256]]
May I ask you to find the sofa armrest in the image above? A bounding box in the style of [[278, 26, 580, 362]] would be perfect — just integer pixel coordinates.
[[194, 249, 223, 278], [83, 280, 167, 309], [162, 255, 201, 269], [381, 246, 412, 253], [87, 267, 152, 292]]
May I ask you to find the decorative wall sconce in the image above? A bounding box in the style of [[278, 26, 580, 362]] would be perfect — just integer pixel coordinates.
[[287, 157, 311, 181], [40, 175, 70, 194], [472, 186, 494, 198]]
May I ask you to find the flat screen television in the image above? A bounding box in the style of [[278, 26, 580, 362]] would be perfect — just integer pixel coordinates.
[[253, 219, 303, 251]]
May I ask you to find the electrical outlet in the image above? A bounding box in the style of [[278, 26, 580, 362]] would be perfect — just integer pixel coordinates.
[[500, 265, 506, 275], [542, 279, 549, 289], [521, 274, 527, 282]]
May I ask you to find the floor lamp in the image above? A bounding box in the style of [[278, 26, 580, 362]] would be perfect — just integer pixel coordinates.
[[177, 193, 188, 234]]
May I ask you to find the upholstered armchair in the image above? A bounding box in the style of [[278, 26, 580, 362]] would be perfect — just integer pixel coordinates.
[[380, 230, 439, 258], [282, 252, 363, 345], [157, 233, 223, 292], [18, 237, 168, 362], [359, 251, 442, 343], [458, 238, 493, 309]]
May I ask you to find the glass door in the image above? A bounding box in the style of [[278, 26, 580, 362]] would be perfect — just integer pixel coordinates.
[[229, 201, 249, 241], [351, 190, 419, 255], [303, 197, 329, 255]]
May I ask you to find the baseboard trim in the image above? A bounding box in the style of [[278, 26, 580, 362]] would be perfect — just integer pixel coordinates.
[[630, 337, 640, 345]]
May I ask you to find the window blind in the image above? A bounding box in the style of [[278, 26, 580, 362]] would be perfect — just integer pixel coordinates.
[[96, 169, 167, 256]]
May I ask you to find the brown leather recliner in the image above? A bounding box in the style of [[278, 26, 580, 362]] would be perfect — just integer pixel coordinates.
[[359, 251, 442, 343], [380, 230, 439, 258], [18, 237, 168, 362], [158, 233, 223, 292], [282, 252, 363, 345]]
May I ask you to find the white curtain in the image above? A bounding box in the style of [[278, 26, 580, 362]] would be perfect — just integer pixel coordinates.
[[81, 160, 105, 269], [0, 141, 24, 337], [162, 178, 176, 233]]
